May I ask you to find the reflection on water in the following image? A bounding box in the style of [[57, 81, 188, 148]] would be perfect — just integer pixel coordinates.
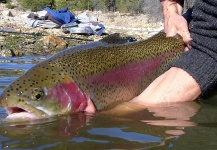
[[0, 56, 48, 91], [0, 112, 178, 149], [0, 56, 217, 149]]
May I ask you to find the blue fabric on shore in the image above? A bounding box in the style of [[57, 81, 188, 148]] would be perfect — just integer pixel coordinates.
[[44, 7, 78, 24]]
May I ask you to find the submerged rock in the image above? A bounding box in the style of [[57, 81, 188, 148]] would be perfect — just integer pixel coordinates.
[[41, 35, 67, 49]]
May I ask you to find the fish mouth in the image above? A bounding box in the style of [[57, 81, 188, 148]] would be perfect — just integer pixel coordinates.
[[6, 107, 27, 114], [4, 106, 48, 122]]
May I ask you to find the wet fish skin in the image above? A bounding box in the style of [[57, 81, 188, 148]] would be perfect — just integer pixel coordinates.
[[0, 32, 185, 119]]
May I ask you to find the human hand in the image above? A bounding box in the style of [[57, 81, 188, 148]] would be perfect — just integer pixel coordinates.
[[161, 0, 192, 50], [165, 13, 192, 50]]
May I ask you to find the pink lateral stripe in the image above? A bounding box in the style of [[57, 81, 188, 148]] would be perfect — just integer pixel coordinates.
[[88, 54, 170, 84]]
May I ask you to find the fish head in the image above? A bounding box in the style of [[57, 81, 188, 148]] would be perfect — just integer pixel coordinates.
[[0, 64, 88, 121]]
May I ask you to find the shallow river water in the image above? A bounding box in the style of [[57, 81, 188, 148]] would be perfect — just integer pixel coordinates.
[[1, 56, 217, 149]]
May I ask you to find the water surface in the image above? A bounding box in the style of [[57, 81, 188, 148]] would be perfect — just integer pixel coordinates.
[[0, 56, 217, 149]]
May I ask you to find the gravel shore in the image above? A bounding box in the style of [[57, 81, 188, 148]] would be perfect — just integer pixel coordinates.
[[0, 2, 163, 38], [0, 3, 164, 57]]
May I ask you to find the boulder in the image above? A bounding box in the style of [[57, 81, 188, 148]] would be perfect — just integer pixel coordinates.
[[1, 10, 13, 17], [40, 35, 67, 48]]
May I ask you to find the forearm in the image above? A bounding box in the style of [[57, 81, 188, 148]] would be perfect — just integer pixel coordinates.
[[160, 0, 184, 17]]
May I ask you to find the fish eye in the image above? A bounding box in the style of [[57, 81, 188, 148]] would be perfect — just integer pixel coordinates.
[[35, 93, 42, 100], [31, 88, 44, 100]]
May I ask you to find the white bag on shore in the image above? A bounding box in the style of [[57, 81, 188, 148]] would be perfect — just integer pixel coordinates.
[[22, 10, 60, 29]]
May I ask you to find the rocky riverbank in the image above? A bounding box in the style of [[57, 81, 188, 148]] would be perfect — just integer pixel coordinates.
[[0, 2, 163, 57]]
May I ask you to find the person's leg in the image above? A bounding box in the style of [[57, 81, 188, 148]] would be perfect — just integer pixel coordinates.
[[132, 67, 201, 105]]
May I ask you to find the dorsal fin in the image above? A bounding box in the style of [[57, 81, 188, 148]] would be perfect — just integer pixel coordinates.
[[100, 33, 129, 44]]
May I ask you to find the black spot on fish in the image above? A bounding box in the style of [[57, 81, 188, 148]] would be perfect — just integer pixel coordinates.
[[34, 89, 38, 92]]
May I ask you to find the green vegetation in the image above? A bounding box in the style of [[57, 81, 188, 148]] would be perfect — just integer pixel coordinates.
[[6, 0, 14, 9], [17, 0, 54, 11], [55, 0, 91, 10], [15, 0, 195, 13]]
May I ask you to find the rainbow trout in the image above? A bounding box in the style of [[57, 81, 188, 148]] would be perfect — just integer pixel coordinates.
[[0, 32, 185, 121]]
